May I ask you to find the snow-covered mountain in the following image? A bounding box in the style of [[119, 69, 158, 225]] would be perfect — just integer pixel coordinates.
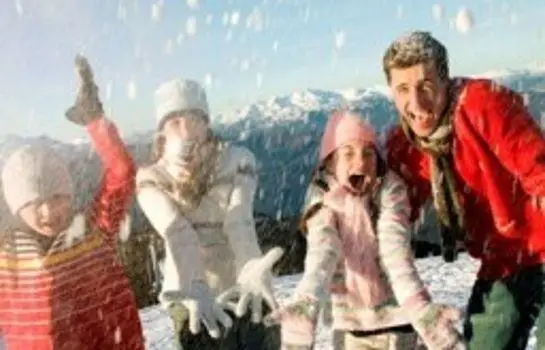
[[1, 69, 545, 232], [214, 87, 393, 127]]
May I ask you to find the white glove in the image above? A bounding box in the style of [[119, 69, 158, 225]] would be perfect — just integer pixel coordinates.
[[411, 303, 467, 350], [216, 247, 284, 323], [263, 293, 320, 349], [164, 281, 233, 339]]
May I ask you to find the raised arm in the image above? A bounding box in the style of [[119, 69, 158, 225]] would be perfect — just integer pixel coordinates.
[[63, 55, 136, 237], [87, 117, 136, 237]]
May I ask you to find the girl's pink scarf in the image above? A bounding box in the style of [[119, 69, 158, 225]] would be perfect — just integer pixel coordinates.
[[323, 183, 391, 308]]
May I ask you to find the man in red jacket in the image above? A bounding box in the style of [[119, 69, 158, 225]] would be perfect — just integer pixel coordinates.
[[384, 31, 545, 349]]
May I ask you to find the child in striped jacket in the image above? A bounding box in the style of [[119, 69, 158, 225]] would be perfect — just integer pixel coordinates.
[[0, 56, 144, 350], [266, 110, 465, 349]]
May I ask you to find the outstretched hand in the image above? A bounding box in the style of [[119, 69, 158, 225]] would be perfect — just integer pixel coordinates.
[[263, 294, 320, 349], [216, 247, 284, 323]]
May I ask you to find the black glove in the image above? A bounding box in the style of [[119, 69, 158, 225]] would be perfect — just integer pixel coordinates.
[[65, 54, 104, 125]]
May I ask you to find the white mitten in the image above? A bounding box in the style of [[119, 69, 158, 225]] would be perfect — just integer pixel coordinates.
[[264, 294, 320, 349], [217, 247, 284, 323], [164, 281, 233, 339], [411, 303, 467, 350]]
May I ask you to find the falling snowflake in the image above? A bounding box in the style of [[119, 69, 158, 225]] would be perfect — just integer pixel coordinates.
[[164, 39, 173, 54], [510, 13, 518, 25], [225, 29, 233, 41], [455, 7, 473, 34], [15, 0, 23, 16], [105, 106, 113, 119], [303, 6, 310, 23], [448, 17, 455, 30], [186, 16, 197, 37], [256, 72, 263, 88], [105, 81, 113, 101], [186, 0, 199, 10], [231, 11, 240, 26], [114, 327, 122, 344], [177, 32, 185, 45], [151, 2, 163, 22], [246, 8, 264, 32], [204, 73, 213, 87], [334, 30, 346, 50], [240, 59, 250, 72], [272, 40, 279, 52], [396, 4, 404, 19], [117, 0, 127, 21], [206, 14, 213, 25], [432, 4, 444, 22], [222, 12, 230, 25], [127, 80, 137, 100]]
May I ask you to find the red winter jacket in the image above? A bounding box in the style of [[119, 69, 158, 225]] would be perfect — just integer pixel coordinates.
[[0, 117, 144, 350], [387, 78, 545, 279]]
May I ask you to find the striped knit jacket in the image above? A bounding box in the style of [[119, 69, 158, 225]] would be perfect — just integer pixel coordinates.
[[0, 118, 144, 350], [301, 170, 430, 332]]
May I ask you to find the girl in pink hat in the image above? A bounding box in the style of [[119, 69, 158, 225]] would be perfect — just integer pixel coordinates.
[[266, 110, 465, 349]]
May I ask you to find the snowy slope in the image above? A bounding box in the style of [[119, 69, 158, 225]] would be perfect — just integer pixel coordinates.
[[141, 253, 523, 350]]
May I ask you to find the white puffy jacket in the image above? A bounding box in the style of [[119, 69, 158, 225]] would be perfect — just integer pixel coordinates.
[[136, 142, 263, 306]]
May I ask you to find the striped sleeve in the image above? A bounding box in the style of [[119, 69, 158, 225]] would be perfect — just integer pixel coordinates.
[[296, 206, 342, 299], [376, 171, 430, 310]]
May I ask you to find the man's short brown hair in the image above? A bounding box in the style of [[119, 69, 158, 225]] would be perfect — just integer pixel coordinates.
[[382, 31, 449, 83]]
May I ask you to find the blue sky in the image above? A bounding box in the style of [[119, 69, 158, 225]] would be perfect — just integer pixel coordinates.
[[0, 0, 544, 141]]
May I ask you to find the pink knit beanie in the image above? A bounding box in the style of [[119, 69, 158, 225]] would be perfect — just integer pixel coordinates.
[[318, 110, 377, 164]]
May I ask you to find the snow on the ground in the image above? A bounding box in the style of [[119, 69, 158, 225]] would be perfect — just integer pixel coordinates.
[[142, 253, 535, 349]]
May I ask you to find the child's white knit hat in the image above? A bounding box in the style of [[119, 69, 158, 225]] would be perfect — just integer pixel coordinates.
[[154, 78, 210, 129], [1, 145, 73, 214]]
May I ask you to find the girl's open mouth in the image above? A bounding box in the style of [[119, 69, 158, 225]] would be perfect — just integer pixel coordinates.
[[348, 174, 366, 191]]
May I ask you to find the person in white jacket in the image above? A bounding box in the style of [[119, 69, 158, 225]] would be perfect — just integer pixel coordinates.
[[136, 78, 283, 349]]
